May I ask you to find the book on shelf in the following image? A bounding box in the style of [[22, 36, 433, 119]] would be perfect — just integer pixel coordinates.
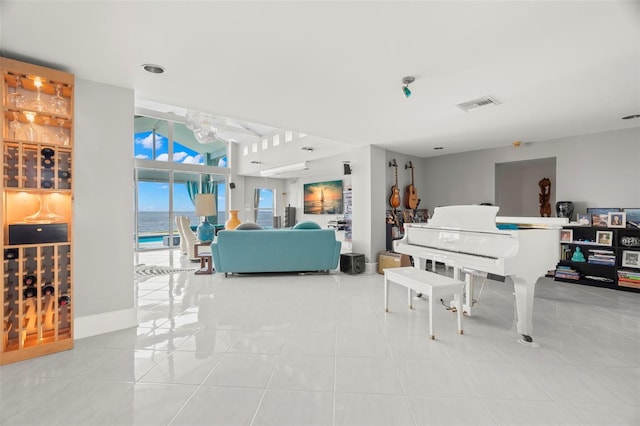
[[587, 249, 616, 265], [587, 257, 616, 266], [588, 249, 614, 255], [618, 279, 640, 289], [617, 270, 640, 280], [555, 266, 580, 280]]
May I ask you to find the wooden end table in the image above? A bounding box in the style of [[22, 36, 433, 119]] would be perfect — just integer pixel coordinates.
[[194, 242, 213, 275]]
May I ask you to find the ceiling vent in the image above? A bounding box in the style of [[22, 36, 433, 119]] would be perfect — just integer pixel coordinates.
[[457, 96, 501, 112]]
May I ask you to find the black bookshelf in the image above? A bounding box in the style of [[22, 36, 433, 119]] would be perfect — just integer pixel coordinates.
[[555, 226, 640, 293]]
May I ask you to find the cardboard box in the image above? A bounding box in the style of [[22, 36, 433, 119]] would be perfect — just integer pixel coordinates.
[[378, 251, 412, 274]]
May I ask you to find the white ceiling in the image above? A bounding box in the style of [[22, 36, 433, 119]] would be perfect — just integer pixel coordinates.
[[2, 1, 639, 163]]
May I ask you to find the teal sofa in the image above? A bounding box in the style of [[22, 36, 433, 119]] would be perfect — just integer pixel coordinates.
[[211, 228, 341, 276]]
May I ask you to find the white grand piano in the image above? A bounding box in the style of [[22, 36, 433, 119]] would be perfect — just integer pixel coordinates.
[[394, 205, 567, 345]]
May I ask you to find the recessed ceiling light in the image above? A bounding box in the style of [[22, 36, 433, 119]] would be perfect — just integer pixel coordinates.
[[622, 114, 640, 120], [142, 64, 165, 74], [434, 147, 444, 150]]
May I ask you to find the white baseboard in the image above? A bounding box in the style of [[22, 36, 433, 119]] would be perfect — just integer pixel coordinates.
[[74, 308, 138, 340], [365, 262, 378, 274]]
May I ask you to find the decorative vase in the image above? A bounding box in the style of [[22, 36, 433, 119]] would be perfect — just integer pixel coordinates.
[[556, 201, 574, 220], [225, 210, 241, 230], [197, 219, 215, 242]]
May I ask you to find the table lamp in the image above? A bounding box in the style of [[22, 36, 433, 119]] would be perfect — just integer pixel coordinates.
[[195, 193, 217, 242]]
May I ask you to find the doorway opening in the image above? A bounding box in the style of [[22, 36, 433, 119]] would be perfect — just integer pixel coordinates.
[[495, 157, 556, 217]]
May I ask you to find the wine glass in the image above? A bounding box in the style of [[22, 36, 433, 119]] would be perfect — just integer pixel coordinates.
[[28, 77, 47, 112], [9, 112, 21, 139], [55, 119, 69, 146], [49, 84, 68, 115], [6, 75, 26, 108], [23, 111, 38, 142], [41, 117, 52, 144]]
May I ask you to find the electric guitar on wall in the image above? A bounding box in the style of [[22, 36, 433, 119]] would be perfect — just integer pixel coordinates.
[[404, 161, 419, 209], [389, 159, 401, 209]]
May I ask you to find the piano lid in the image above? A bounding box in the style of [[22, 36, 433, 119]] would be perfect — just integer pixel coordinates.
[[424, 205, 568, 231], [426, 205, 501, 233], [401, 206, 519, 260], [497, 216, 568, 229]]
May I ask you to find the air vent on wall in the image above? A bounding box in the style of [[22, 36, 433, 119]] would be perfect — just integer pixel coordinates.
[[457, 96, 501, 112]]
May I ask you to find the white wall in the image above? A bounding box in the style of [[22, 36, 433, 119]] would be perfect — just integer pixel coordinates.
[[351, 145, 387, 263], [282, 172, 351, 247], [384, 151, 428, 211], [239, 176, 287, 225], [495, 158, 556, 217], [421, 128, 640, 215], [73, 79, 136, 337]]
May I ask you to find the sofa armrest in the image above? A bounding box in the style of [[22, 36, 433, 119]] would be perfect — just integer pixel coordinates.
[[332, 241, 342, 269], [210, 240, 221, 271]]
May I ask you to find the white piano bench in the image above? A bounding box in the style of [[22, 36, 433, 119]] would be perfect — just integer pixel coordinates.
[[384, 266, 465, 340]]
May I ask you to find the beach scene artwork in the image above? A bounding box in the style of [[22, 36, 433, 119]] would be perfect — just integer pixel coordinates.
[[304, 180, 343, 214]]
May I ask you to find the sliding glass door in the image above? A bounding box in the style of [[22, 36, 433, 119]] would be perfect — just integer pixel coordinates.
[[133, 112, 230, 251]]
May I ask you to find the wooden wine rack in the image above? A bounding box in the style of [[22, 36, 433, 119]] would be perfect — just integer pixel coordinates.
[[1, 57, 74, 365]]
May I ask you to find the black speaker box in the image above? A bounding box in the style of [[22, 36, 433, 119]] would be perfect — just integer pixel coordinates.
[[340, 253, 365, 274], [343, 163, 351, 175]]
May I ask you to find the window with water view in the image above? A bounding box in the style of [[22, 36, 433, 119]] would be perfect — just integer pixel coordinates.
[[134, 116, 228, 250]]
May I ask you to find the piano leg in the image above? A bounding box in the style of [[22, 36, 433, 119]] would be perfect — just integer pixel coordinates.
[[510, 275, 539, 347], [452, 268, 475, 316]]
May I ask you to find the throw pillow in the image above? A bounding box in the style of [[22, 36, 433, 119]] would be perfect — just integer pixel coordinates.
[[293, 221, 321, 229], [235, 222, 264, 230]]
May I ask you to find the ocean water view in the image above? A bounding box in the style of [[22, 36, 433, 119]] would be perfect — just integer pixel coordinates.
[[137, 210, 274, 248], [138, 211, 201, 234], [304, 199, 343, 215]]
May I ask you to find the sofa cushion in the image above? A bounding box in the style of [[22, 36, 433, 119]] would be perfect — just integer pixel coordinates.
[[293, 221, 321, 229], [236, 222, 264, 230]]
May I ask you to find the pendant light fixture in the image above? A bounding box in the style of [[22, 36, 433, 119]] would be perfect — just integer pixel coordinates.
[[402, 76, 415, 98]]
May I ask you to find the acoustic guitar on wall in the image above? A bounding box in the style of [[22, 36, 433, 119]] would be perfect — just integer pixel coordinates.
[[404, 161, 419, 209], [389, 159, 401, 209]]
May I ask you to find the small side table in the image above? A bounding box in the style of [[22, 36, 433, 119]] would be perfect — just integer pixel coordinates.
[[194, 242, 213, 275]]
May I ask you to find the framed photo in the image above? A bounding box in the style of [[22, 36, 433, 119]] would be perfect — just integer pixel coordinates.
[[587, 208, 621, 214], [622, 251, 640, 268], [560, 229, 573, 242], [591, 214, 608, 227], [623, 208, 640, 228], [607, 212, 626, 228], [577, 213, 591, 226], [596, 230, 613, 246], [303, 180, 343, 214]]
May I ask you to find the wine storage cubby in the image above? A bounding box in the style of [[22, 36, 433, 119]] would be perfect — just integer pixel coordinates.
[[1, 56, 74, 365], [3, 143, 72, 190], [3, 244, 72, 352]]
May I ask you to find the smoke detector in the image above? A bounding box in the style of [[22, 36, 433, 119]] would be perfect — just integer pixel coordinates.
[[457, 96, 501, 112]]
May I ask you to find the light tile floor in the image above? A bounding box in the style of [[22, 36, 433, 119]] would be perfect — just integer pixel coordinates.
[[1, 249, 639, 425]]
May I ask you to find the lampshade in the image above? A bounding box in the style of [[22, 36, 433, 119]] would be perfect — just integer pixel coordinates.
[[195, 193, 217, 217]]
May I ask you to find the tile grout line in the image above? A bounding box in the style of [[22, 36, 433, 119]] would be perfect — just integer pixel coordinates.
[[332, 278, 340, 426], [247, 282, 307, 426], [379, 310, 420, 426]]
